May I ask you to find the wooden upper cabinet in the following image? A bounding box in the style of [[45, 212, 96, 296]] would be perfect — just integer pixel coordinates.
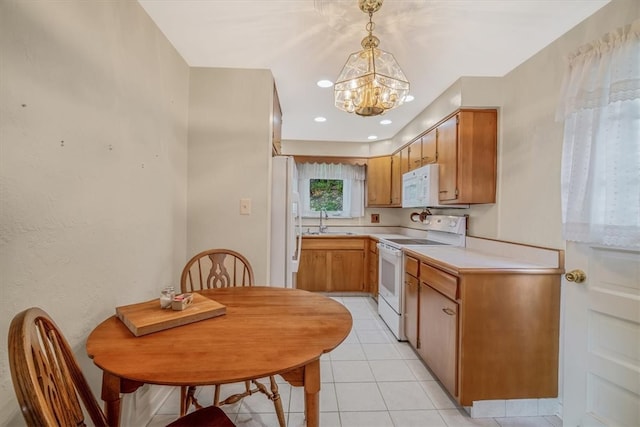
[[437, 109, 497, 204], [437, 116, 458, 202], [400, 146, 410, 176], [272, 84, 282, 156], [390, 151, 402, 206], [408, 139, 422, 171], [366, 156, 392, 206], [421, 130, 437, 165]]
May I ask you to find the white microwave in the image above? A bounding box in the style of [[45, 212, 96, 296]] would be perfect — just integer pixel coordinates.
[[402, 164, 469, 208]]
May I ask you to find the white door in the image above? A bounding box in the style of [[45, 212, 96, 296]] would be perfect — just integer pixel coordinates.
[[562, 242, 640, 426]]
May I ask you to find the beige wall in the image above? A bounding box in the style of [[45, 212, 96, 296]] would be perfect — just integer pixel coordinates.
[[287, 1, 639, 250], [492, 0, 637, 248], [0, 1, 189, 424], [187, 68, 273, 283]]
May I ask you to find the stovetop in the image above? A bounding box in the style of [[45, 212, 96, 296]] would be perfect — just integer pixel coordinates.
[[377, 215, 467, 248]]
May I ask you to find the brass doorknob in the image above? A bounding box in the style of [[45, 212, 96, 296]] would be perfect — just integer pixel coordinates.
[[565, 269, 586, 283]]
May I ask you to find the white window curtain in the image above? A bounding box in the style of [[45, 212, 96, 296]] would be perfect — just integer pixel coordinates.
[[556, 20, 640, 249], [298, 163, 365, 218]]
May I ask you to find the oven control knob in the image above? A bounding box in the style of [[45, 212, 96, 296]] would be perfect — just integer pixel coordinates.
[[449, 220, 457, 227], [423, 219, 430, 225]]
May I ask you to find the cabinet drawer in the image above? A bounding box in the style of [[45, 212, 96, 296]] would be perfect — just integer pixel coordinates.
[[405, 255, 419, 278], [420, 262, 458, 300]]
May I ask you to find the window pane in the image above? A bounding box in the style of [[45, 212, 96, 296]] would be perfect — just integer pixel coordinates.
[[310, 179, 343, 211]]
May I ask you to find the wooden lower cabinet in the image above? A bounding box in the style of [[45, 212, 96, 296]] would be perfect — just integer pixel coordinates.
[[331, 250, 364, 291], [419, 283, 458, 397], [404, 254, 561, 406], [368, 239, 378, 297], [297, 238, 366, 292], [403, 255, 419, 348], [404, 274, 419, 348]]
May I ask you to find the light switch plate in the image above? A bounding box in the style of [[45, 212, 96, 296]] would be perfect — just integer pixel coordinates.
[[240, 198, 251, 215]]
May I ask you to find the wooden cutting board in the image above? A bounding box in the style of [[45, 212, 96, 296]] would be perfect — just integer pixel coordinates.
[[116, 293, 226, 336]]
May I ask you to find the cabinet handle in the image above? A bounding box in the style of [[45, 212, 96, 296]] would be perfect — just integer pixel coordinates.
[[442, 308, 456, 316], [439, 190, 448, 193]]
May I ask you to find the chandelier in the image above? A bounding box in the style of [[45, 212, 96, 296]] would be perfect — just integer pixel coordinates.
[[334, 0, 410, 117]]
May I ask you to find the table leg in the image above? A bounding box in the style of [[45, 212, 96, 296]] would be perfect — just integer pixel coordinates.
[[303, 359, 321, 427], [101, 371, 122, 427]]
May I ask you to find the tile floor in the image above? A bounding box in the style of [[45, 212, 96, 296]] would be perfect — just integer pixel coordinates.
[[148, 296, 562, 427]]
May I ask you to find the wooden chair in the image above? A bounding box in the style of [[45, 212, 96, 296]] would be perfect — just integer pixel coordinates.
[[8, 307, 235, 427], [180, 249, 286, 427]]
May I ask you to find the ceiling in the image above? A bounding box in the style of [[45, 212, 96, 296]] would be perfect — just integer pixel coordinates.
[[138, 0, 609, 143]]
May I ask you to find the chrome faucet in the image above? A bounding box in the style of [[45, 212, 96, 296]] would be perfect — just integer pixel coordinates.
[[319, 209, 328, 233]]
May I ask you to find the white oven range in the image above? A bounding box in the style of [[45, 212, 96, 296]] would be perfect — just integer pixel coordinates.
[[377, 215, 467, 340]]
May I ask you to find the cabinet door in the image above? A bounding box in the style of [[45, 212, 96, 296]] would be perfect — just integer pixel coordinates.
[[330, 250, 365, 292], [366, 156, 392, 206], [456, 110, 497, 204], [400, 146, 410, 176], [421, 130, 437, 165], [404, 273, 419, 349], [390, 151, 402, 206], [408, 139, 422, 171], [296, 250, 327, 292], [436, 115, 458, 202], [420, 283, 458, 397], [369, 240, 378, 296], [437, 110, 497, 204]]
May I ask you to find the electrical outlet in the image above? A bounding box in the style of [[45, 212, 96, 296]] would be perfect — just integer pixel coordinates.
[[240, 198, 251, 215], [371, 213, 380, 223]]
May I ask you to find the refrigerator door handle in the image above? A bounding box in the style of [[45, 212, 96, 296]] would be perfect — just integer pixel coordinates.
[[291, 191, 302, 272]]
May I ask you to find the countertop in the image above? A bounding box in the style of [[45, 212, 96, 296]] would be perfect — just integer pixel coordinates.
[[403, 245, 559, 273], [302, 230, 563, 274]]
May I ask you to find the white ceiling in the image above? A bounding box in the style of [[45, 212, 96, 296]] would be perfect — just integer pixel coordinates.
[[138, 0, 609, 143]]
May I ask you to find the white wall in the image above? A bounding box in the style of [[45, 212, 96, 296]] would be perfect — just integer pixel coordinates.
[[0, 1, 189, 424], [286, 1, 639, 251], [187, 68, 273, 283]]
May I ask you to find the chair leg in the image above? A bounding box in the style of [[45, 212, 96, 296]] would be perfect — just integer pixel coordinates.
[[180, 385, 202, 416], [270, 376, 286, 427]]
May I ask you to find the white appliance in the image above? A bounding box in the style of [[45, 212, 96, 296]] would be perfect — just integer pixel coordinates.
[[402, 164, 468, 208], [377, 215, 467, 340], [270, 156, 302, 288]]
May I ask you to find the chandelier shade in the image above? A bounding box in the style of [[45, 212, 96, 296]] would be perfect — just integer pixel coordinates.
[[334, 0, 409, 117]]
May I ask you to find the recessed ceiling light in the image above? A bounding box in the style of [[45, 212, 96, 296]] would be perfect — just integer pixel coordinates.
[[404, 94, 415, 102], [314, 116, 327, 122], [380, 119, 392, 125], [317, 80, 333, 88], [367, 135, 378, 140]]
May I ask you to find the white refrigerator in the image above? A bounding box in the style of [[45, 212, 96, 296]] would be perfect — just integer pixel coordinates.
[[270, 156, 302, 287]]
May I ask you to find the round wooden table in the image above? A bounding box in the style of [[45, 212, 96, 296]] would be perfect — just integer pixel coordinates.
[[86, 287, 352, 427]]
